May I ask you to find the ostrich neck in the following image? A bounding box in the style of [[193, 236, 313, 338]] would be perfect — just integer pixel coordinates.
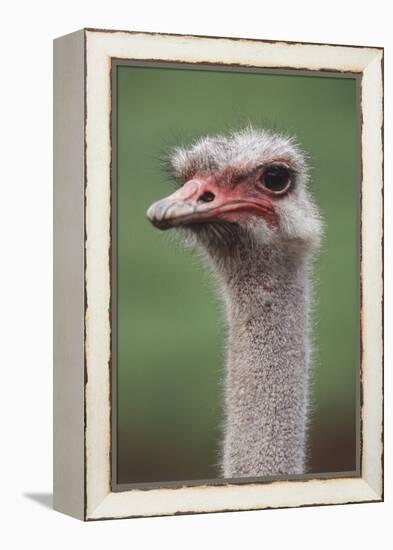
[[218, 245, 311, 478]]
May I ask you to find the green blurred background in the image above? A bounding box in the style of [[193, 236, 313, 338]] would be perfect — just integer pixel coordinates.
[[115, 64, 359, 485]]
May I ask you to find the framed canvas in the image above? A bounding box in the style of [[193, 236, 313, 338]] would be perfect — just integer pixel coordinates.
[[53, 28, 384, 521]]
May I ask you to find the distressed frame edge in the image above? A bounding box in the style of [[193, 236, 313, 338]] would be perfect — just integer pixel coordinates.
[[83, 26, 384, 53], [81, 29, 383, 521], [53, 29, 86, 521], [86, 478, 381, 521], [359, 47, 384, 500]]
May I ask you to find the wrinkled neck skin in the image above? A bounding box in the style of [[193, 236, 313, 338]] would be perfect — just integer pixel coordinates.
[[195, 226, 313, 478]]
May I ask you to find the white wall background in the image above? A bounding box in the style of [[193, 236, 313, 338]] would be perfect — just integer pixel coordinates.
[[0, 1, 391, 548]]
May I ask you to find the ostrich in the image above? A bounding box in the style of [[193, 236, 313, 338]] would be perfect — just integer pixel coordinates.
[[146, 127, 322, 478]]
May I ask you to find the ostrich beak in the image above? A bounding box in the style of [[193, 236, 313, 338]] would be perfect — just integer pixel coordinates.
[[146, 179, 217, 230], [147, 178, 277, 230]]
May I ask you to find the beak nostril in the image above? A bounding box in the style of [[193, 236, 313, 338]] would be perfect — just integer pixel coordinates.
[[198, 191, 215, 203]]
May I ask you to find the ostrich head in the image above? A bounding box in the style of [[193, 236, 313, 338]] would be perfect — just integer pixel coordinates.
[[147, 128, 322, 259]]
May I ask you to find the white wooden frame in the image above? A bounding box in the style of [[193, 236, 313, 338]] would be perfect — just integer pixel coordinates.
[[53, 28, 383, 521]]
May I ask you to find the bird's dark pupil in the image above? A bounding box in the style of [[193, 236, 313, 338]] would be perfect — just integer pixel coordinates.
[[263, 167, 290, 192]]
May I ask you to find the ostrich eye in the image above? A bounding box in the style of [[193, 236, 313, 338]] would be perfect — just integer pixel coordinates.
[[261, 166, 291, 193]]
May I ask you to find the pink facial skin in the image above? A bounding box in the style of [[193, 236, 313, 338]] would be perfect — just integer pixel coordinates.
[[146, 168, 280, 230]]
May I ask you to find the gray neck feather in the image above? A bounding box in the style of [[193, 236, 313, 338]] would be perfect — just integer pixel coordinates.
[[209, 241, 312, 478]]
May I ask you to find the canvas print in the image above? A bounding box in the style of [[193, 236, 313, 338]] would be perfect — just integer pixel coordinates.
[[113, 63, 359, 487]]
